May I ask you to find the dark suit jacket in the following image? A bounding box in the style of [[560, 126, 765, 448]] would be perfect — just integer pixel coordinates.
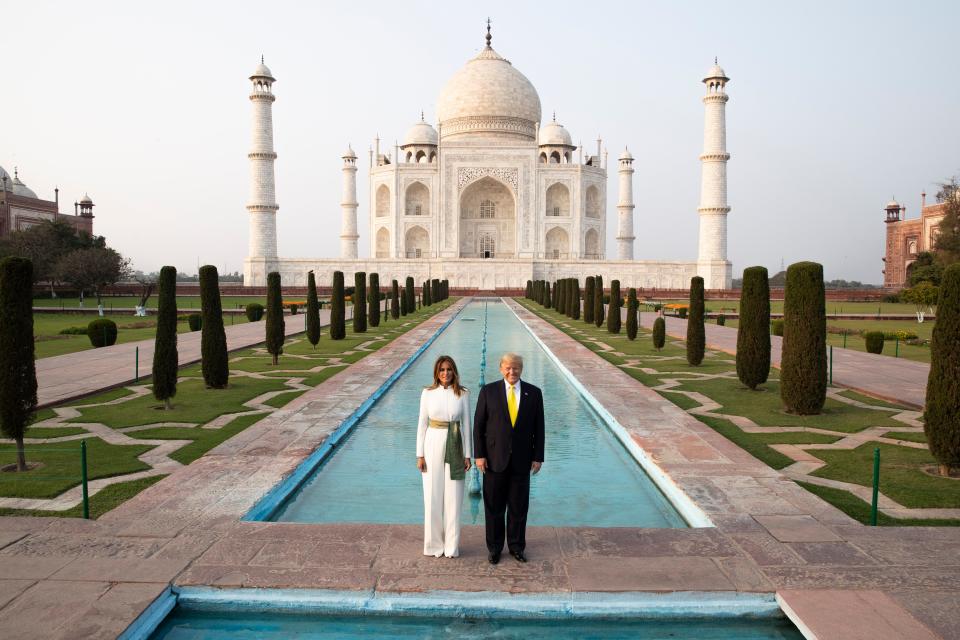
[[473, 379, 545, 474]]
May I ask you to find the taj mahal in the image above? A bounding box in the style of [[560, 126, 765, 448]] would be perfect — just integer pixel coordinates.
[[243, 25, 733, 290]]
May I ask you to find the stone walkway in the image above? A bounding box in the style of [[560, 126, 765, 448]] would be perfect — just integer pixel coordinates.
[[638, 312, 929, 409], [0, 299, 955, 639], [35, 307, 355, 408]]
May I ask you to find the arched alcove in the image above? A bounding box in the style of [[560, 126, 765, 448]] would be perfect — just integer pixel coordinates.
[[545, 183, 570, 217], [459, 176, 515, 258], [405, 181, 429, 217], [585, 185, 601, 219], [545, 226, 569, 259], [584, 228, 600, 258], [375, 227, 390, 258], [375, 185, 390, 218], [404, 225, 429, 258]]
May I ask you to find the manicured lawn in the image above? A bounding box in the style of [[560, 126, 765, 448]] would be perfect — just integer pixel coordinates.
[[33, 312, 249, 359], [884, 431, 927, 443], [643, 299, 920, 316], [0, 438, 153, 498], [796, 481, 960, 527], [696, 414, 841, 470], [22, 427, 89, 439], [67, 377, 290, 428], [0, 475, 167, 519], [133, 412, 268, 465], [33, 295, 274, 310]]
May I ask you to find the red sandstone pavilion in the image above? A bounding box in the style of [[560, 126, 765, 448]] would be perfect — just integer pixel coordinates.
[[882, 192, 948, 288], [0, 165, 94, 239]]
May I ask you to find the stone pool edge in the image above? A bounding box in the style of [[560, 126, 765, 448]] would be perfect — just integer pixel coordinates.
[[504, 298, 713, 528]]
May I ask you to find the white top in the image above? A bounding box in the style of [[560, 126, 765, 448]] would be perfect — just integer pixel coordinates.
[[416, 386, 473, 458], [503, 378, 521, 411]]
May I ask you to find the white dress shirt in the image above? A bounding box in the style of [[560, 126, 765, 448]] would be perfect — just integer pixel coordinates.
[[504, 378, 521, 411]]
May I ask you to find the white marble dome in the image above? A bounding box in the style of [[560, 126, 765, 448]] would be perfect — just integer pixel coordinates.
[[539, 120, 572, 147], [704, 63, 728, 81], [251, 62, 274, 80], [436, 46, 541, 139], [11, 176, 37, 199], [403, 121, 438, 146]]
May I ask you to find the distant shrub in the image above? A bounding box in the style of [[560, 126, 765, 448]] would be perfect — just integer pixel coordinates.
[[188, 313, 202, 332], [864, 331, 884, 354], [678, 307, 687, 319], [771, 319, 784, 336], [245, 303, 264, 322], [59, 326, 88, 335], [653, 317, 666, 351], [288, 303, 298, 315], [87, 318, 118, 347], [716, 314, 726, 326], [882, 293, 901, 303]]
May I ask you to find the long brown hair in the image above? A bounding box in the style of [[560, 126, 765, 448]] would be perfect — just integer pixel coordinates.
[[427, 355, 466, 396]]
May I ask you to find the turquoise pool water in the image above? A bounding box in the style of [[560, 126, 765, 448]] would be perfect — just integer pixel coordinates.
[[271, 300, 686, 527], [149, 609, 804, 639]]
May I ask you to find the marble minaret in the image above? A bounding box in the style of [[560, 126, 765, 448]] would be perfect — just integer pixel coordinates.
[[340, 146, 359, 258], [616, 147, 636, 260], [696, 61, 733, 289], [244, 59, 279, 286]]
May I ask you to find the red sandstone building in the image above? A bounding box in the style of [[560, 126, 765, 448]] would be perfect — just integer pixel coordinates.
[[0, 165, 94, 239], [882, 193, 947, 288]]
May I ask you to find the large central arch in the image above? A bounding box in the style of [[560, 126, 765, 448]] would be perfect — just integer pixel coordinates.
[[458, 176, 516, 258]]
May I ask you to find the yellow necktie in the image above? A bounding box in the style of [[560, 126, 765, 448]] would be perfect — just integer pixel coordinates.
[[508, 384, 518, 428]]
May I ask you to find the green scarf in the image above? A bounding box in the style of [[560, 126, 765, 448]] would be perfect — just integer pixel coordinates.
[[431, 418, 465, 480]]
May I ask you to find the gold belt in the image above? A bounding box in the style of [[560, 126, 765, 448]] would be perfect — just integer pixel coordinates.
[[429, 419, 458, 429]]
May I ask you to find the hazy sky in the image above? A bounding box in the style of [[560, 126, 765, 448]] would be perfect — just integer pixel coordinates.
[[3, 0, 958, 283]]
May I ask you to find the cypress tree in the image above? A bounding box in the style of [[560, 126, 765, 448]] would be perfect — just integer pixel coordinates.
[[626, 287, 638, 340], [368, 273, 380, 328], [423, 280, 431, 306], [353, 272, 367, 333], [199, 265, 229, 388], [736, 266, 770, 390], [265, 271, 285, 365], [556, 278, 566, 314], [391, 279, 400, 319], [925, 263, 960, 476], [607, 279, 621, 334], [152, 265, 178, 409], [533, 280, 540, 304], [687, 276, 705, 366], [306, 270, 321, 348], [594, 275, 605, 327], [543, 281, 551, 308], [572, 279, 581, 320], [526, 280, 532, 299], [0, 257, 37, 471], [405, 276, 415, 315], [653, 316, 666, 350], [584, 276, 595, 324], [780, 261, 827, 415], [330, 271, 346, 340], [568, 279, 576, 317], [432, 278, 440, 304]]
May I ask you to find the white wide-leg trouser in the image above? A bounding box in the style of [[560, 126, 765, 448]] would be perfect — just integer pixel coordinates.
[[422, 427, 464, 557]]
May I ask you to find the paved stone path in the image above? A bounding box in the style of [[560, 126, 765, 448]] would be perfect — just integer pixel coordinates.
[[0, 299, 955, 639], [638, 312, 929, 409], [35, 307, 355, 408]]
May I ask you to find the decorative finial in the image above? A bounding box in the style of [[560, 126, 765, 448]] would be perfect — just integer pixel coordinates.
[[714, 56, 717, 64], [485, 17, 492, 47], [420, 110, 425, 122], [552, 111, 556, 122], [261, 54, 264, 64], [13, 167, 18, 179]]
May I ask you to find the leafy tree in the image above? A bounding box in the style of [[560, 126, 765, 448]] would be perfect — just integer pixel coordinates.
[[265, 271, 285, 365], [368, 273, 380, 328], [933, 177, 960, 265], [908, 251, 943, 287], [780, 261, 826, 415], [353, 272, 367, 333], [925, 263, 960, 476], [584, 276, 595, 324], [686, 276, 705, 365], [330, 271, 346, 339], [0, 257, 37, 470], [653, 316, 666, 351], [391, 279, 400, 319], [55, 246, 130, 308], [594, 275, 605, 327], [607, 279, 621, 334], [626, 287, 638, 340], [152, 266, 178, 408], [306, 271, 320, 347], [902, 281, 939, 323], [199, 265, 229, 388], [404, 277, 415, 315], [736, 266, 770, 389], [0, 218, 100, 286], [572, 279, 581, 320]]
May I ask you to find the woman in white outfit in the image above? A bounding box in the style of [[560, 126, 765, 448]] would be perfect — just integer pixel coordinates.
[[416, 355, 472, 557]]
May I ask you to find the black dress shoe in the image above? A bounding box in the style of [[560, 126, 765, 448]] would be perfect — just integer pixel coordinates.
[[510, 550, 527, 563], [488, 551, 501, 565]]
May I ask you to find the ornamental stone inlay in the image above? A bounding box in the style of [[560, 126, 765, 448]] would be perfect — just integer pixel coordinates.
[[457, 167, 519, 192]]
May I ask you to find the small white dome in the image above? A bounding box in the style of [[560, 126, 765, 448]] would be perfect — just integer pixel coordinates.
[[704, 62, 728, 81], [79, 193, 93, 204], [403, 121, 438, 147], [539, 120, 572, 147], [619, 147, 633, 160], [886, 199, 901, 209], [342, 145, 356, 158], [251, 62, 274, 80]]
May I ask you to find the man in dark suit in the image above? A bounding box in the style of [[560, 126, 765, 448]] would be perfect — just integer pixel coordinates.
[[473, 352, 545, 564]]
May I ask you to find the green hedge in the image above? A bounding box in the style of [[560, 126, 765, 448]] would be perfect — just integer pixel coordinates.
[[864, 331, 885, 354], [245, 303, 264, 322], [187, 313, 202, 332], [87, 319, 118, 347]]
